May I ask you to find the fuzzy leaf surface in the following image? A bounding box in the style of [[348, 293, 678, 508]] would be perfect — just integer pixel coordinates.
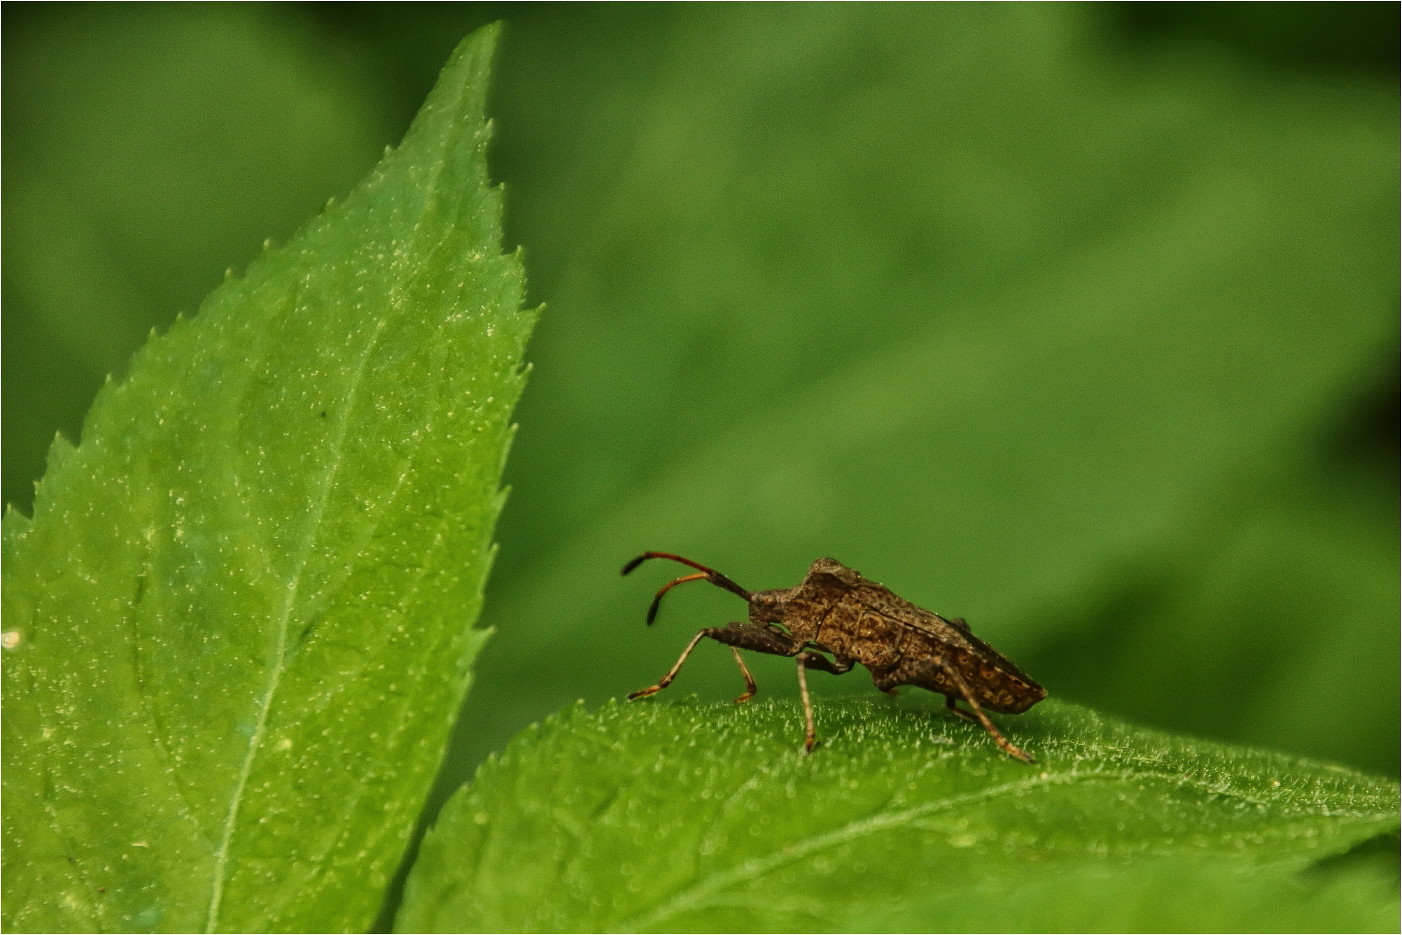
[[400, 699, 1399, 933], [1, 24, 532, 934]]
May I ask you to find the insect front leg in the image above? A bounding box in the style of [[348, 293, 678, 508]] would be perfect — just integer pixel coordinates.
[[728, 647, 758, 703], [628, 623, 799, 703]]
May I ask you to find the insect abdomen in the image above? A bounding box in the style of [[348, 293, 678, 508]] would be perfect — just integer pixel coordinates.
[[944, 648, 1044, 713]]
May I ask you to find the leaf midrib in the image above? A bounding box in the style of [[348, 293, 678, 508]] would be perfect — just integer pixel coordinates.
[[199, 93, 467, 926], [201, 299, 391, 933]]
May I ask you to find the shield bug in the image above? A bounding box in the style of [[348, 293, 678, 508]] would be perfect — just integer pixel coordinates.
[[622, 552, 1046, 762]]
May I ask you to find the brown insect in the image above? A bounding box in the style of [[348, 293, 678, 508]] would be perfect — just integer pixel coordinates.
[[623, 552, 1046, 762]]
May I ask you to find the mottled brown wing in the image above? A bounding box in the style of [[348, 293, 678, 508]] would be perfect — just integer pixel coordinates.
[[852, 580, 980, 650], [851, 578, 1040, 687]]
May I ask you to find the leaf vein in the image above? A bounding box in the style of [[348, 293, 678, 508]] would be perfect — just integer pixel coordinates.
[[203, 279, 393, 932], [616, 764, 1379, 931]]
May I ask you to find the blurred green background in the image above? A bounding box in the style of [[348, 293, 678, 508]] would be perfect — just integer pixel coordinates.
[[5, 0, 1396, 828]]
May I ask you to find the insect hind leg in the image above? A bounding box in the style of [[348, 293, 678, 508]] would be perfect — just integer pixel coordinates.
[[889, 660, 1036, 764], [938, 664, 1035, 764], [944, 695, 979, 724]]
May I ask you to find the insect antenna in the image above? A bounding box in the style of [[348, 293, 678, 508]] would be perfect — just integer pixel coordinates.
[[620, 552, 752, 624]]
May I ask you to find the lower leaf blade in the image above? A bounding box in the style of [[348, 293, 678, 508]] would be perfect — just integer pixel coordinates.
[[397, 699, 1399, 933]]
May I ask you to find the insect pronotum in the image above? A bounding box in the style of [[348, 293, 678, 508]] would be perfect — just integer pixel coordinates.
[[623, 552, 1046, 762]]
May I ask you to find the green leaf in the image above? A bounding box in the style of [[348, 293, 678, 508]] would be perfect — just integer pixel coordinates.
[[2, 23, 532, 934], [443, 2, 1397, 794], [855, 855, 1400, 934], [399, 699, 1399, 933]]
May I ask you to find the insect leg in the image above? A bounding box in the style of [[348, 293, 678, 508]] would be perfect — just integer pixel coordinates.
[[792, 651, 854, 753], [729, 647, 758, 703], [795, 653, 817, 753], [628, 629, 712, 700], [629, 623, 798, 701], [938, 664, 1036, 764], [868, 668, 903, 696], [797, 652, 854, 675], [944, 695, 979, 724]]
